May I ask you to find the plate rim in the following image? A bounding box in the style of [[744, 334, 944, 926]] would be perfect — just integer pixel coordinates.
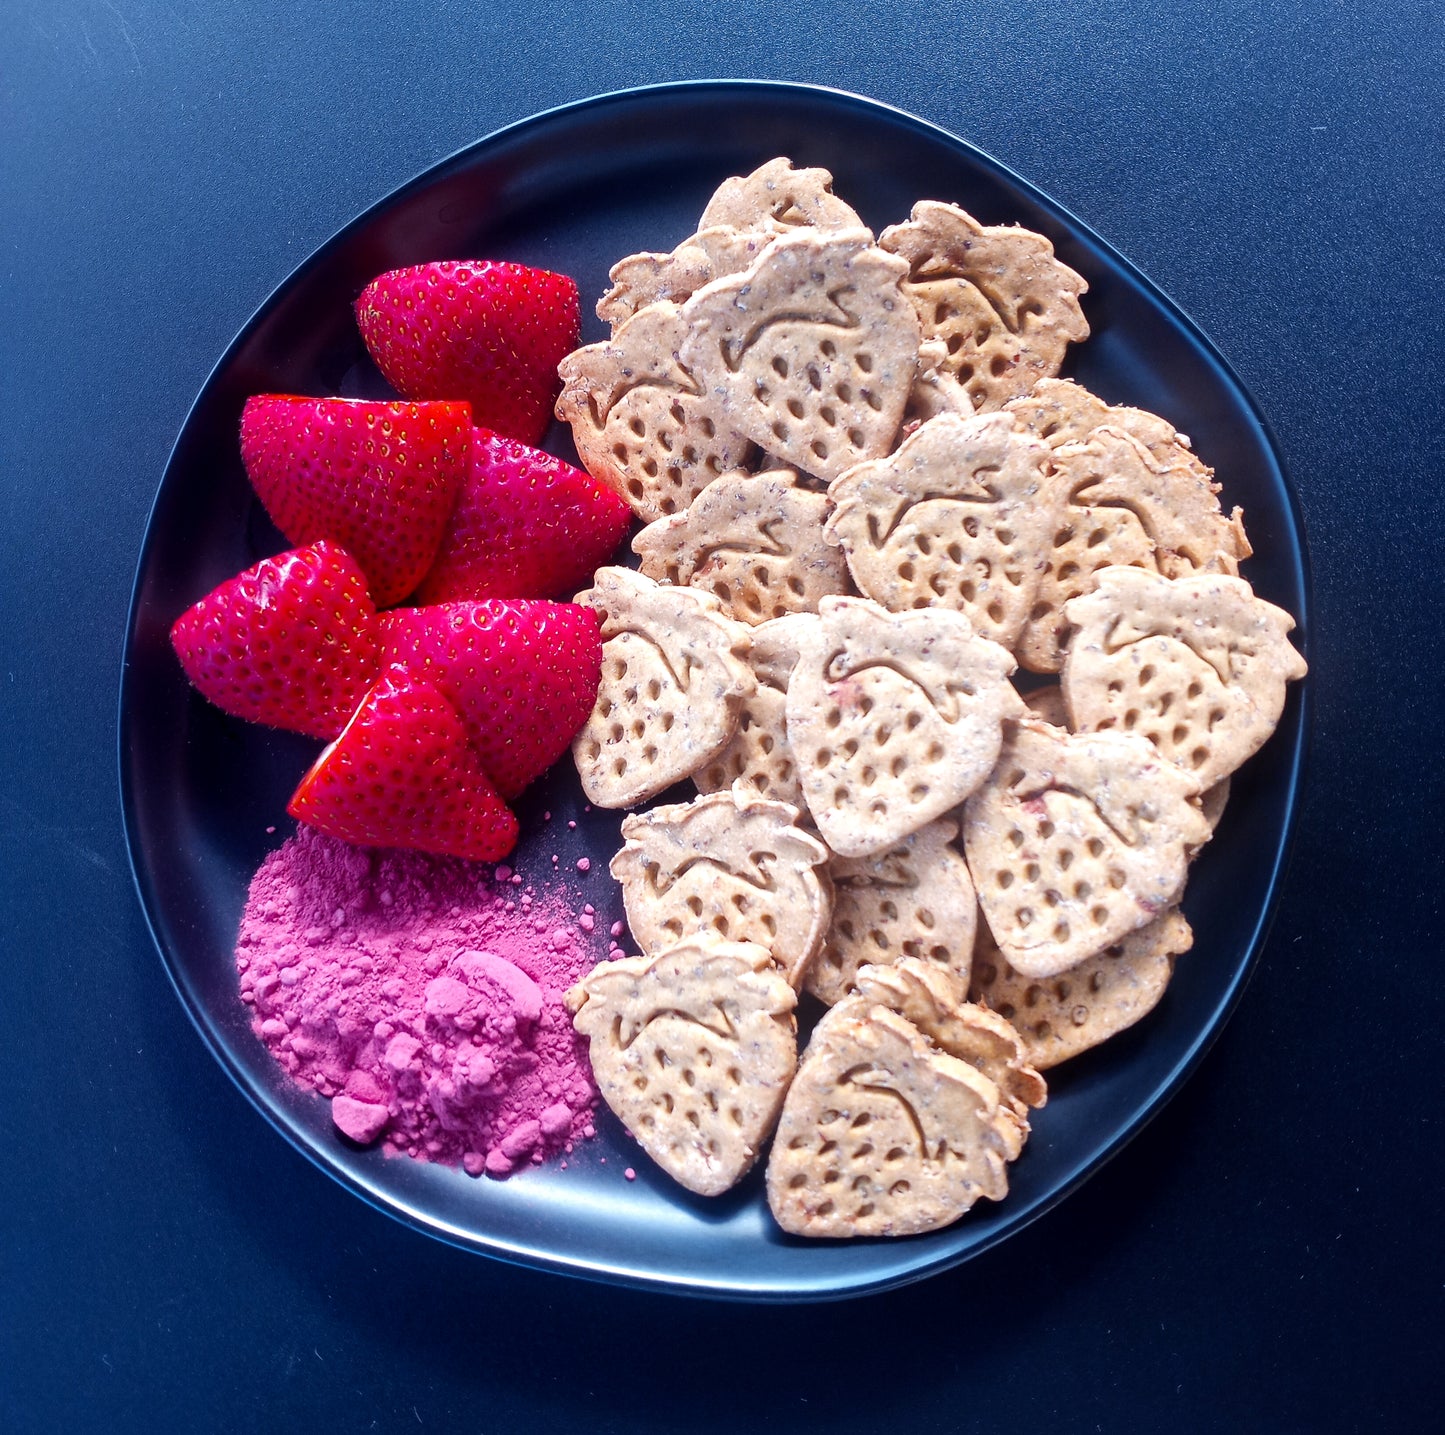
[[117, 78, 1312, 1302]]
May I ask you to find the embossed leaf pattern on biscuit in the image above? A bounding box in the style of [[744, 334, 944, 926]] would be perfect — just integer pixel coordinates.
[[633, 469, 850, 625], [963, 719, 1211, 978], [766, 1001, 1022, 1238], [611, 788, 832, 988], [1062, 566, 1307, 790], [571, 567, 754, 808], [808, 819, 977, 1007], [567, 938, 797, 1197], [1016, 427, 1252, 673], [880, 201, 1089, 414], [597, 159, 866, 329], [697, 157, 866, 236], [788, 597, 1022, 858], [854, 958, 1047, 1120], [1004, 377, 1215, 478], [824, 411, 1057, 650], [556, 303, 758, 522], [970, 905, 1193, 1069], [680, 229, 920, 481], [694, 613, 817, 809]]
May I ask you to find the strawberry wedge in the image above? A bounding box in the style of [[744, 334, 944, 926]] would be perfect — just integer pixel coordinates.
[[170, 540, 380, 740], [355, 261, 579, 447], [380, 599, 602, 799], [288, 670, 519, 862], [240, 396, 470, 607], [412, 427, 632, 603]]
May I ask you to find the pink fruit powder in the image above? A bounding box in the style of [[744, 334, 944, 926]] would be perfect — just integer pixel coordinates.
[[234, 825, 601, 1177]]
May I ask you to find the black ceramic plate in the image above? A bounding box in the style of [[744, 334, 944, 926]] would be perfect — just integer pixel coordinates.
[[120, 81, 1308, 1300]]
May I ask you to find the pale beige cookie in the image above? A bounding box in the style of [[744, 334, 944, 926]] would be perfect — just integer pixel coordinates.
[[610, 787, 832, 988], [879, 200, 1088, 414], [824, 411, 1057, 651], [633, 468, 850, 625], [693, 613, 816, 809], [766, 999, 1022, 1238], [596, 159, 866, 328], [901, 338, 985, 432], [566, 937, 797, 1196], [596, 241, 719, 329], [787, 596, 1022, 858], [698, 156, 866, 235], [1020, 682, 1069, 729], [807, 819, 978, 1007], [556, 302, 758, 522], [1003, 377, 1212, 474], [571, 567, 755, 808], [680, 228, 921, 482], [1016, 426, 1253, 673], [970, 906, 1194, 1069], [1062, 566, 1307, 790], [855, 959, 1047, 1122], [963, 718, 1211, 978]]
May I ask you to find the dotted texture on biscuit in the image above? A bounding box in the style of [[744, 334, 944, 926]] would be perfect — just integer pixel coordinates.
[[693, 613, 817, 809], [1062, 566, 1306, 790], [970, 905, 1193, 1069], [825, 411, 1056, 651], [766, 1000, 1022, 1238], [880, 201, 1088, 414], [571, 567, 754, 808], [787, 597, 1020, 858], [556, 303, 758, 522], [963, 719, 1211, 978], [680, 230, 920, 482], [568, 938, 797, 1197], [1016, 427, 1251, 674], [634, 469, 850, 625], [808, 819, 977, 1007], [611, 789, 832, 989]]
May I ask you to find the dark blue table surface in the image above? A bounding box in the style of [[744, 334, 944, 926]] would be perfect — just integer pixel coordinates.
[[4, 3, 1441, 1431]]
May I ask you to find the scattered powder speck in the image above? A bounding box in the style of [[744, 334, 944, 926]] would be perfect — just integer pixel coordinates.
[[235, 827, 602, 1177]]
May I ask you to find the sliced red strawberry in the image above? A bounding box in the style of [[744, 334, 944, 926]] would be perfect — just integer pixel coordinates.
[[170, 540, 380, 740], [288, 669, 519, 862], [411, 427, 632, 603], [239, 395, 470, 607], [354, 261, 579, 447], [379, 600, 601, 799]]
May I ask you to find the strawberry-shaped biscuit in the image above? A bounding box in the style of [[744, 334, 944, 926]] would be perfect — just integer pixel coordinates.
[[412, 427, 631, 603], [170, 540, 380, 740], [380, 599, 602, 799], [240, 396, 470, 607], [355, 260, 579, 447], [288, 670, 519, 862]]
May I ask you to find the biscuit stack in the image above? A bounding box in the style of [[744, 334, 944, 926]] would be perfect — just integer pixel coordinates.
[[557, 160, 1305, 1238]]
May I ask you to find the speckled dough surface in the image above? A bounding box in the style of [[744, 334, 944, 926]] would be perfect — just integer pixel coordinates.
[[633, 468, 850, 625], [556, 302, 758, 522], [807, 818, 977, 1006], [963, 718, 1211, 978], [566, 937, 797, 1197], [879, 200, 1088, 415], [970, 906, 1194, 1069], [824, 410, 1055, 650], [766, 998, 1025, 1238], [610, 787, 832, 988], [787, 596, 1022, 857], [1062, 565, 1306, 790], [571, 566, 754, 808], [679, 228, 921, 482]]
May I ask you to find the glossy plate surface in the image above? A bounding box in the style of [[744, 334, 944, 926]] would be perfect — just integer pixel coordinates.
[[120, 81, 1308, 1300]]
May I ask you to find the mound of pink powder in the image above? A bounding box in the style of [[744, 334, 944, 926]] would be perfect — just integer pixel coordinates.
[[235, 826, 601, 1177]]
